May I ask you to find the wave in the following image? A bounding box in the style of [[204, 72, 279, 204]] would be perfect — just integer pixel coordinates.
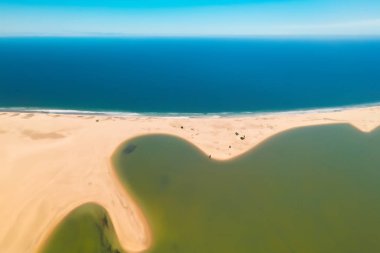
[[1, 101, 380, 118]]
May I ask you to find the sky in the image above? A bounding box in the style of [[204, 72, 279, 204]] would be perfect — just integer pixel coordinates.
[[1, 0, 380, 37]]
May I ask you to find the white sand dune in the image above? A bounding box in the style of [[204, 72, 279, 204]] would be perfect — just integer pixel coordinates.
[[0, 105, 379, 253]]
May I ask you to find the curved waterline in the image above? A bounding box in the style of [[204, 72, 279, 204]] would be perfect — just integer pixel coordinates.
[[39, 203, 126, 253], [41, 124, 380, 253]]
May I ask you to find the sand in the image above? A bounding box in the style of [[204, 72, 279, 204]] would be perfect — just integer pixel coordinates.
[[0, 106, 380, 253]]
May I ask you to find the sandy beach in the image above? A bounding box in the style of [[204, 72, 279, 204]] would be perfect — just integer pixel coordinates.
[[0, 105, 380, 253]]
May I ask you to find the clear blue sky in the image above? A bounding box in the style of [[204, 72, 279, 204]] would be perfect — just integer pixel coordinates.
[[1, 0, 380, 36]]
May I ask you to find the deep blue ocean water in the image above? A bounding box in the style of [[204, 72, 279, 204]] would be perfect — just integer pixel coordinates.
[[0, 38, 379, 114]]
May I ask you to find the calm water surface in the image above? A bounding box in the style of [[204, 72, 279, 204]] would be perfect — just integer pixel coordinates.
[[40, 203, 124, 253], [113, 124, 380, 253], [1, 38, 380, 113], [41, 124, 380, 252]]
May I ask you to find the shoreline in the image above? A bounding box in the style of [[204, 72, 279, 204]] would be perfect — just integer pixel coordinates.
[[1, 105, 380, 252], [2, 100, 380, 118]]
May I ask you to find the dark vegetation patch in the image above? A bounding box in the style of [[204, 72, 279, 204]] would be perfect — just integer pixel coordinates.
[[122, 144, 137, 155]]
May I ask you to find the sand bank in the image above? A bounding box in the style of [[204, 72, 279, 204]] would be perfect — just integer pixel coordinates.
[[0, 105, 380, 253]]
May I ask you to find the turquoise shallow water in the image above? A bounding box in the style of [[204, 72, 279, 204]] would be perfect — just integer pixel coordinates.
[[41, 124, 380, 253]]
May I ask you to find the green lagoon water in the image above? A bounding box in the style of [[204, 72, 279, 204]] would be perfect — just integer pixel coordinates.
[[40, 203, 125, 253], [41, 124, 380, 253]]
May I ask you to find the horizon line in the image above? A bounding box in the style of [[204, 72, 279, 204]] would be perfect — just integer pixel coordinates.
[[1, 34, 380, 40]]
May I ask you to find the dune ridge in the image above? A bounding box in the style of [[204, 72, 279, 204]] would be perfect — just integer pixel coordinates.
[[0, 105, 380, 252]]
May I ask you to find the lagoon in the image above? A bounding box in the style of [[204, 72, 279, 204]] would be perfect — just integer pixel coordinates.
[[41, 124, 380, 252], [40, 203, 124, 253]]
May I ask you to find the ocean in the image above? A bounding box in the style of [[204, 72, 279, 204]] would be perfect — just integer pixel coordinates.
[[0, 38, 379, 114]]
